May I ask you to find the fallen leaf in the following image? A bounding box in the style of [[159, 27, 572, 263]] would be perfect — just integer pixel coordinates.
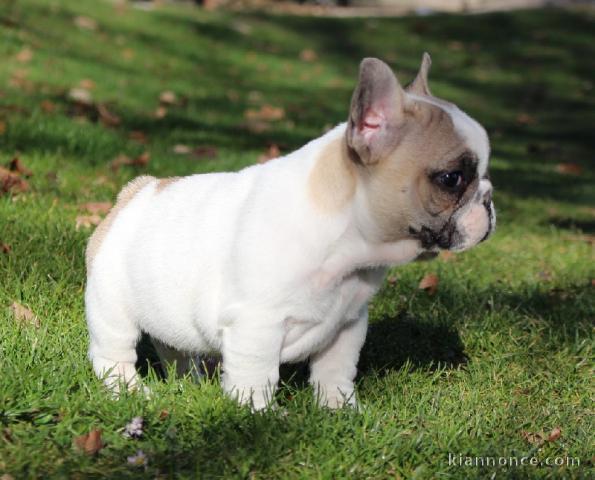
[[74, 16, 98, 31], [159, 90, 177, 105], [516, 113, 536, 126], [121, 48, 135, 60], [173, 144, 191, 155], [97, 104, 121, 127], [299, 48, 317, 62], [555, 163, 582, 175], [75, 214, 102, 230], [128, 131, 148, 143], [8, 157, 33, 177], [192, 146, 218, 159], [547, 427, 561, 442], [439, 251, 455, 262], [521, 431, 544, 446], [1, 473, 15, 480], [68, 87, 93, 106], [244, 104, 285, 122], [158, 410, 169, 421], [74, 429, 104, 455], [154, 106, 167, 119], [0, 121, 5, 135], [15, 47, 33, 63], [418, 273, 439, 295], [133, 151, 150, 167], [10, 302, 39, 328], [110, 152, 150, 171], [258, 144, 280, 163], [1, 243, 11, 254], [0, 167, 29, 194], [387, 275, 398, 285], [79, 202, 112, 215], [40, 100, 56, 113], [79, 78, 96, 90]]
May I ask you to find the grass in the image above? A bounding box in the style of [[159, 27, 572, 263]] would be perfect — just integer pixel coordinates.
[[0, 0, 593, 478]]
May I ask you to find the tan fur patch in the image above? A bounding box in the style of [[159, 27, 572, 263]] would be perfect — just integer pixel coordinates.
[[86, 175, 156, 272], [155, 176, 181, 193], [363, 100, 470, 241], [308, 138, 357, 213]]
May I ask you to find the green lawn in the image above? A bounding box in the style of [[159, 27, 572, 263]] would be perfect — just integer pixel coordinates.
[[0, 0, 593, 478]]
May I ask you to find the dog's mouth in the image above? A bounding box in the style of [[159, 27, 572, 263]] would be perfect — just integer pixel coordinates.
[[408, 221, 461, 251]]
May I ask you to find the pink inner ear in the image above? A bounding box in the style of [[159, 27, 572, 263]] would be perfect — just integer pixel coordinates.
[[360, 109, 384, 142]]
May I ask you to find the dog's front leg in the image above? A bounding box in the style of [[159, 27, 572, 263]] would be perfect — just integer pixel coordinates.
[[221, 316, 283, 411], [309, 308, 368, 409]]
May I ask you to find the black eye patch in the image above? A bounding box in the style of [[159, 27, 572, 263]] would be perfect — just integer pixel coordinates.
[[429, 152, 478, 196]]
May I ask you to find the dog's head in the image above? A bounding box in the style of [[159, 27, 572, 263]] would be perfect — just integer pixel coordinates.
[[346, 54, 495, 252]]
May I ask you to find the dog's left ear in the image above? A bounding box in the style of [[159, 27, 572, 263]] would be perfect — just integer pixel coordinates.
[[406, 52, 432, 96], [347, 58, 407, 165]]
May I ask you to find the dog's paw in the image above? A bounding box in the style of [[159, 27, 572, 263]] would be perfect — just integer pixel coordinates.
[[314, 386, 358, 410]]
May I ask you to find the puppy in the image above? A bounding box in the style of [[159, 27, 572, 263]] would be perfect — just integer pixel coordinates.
[[85, 54, 495, 410]]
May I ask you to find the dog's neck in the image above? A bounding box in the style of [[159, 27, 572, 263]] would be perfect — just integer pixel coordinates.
[[303, 125, 423, 287]]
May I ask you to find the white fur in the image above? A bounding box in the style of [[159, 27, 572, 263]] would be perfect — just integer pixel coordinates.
[[86, 121, 492, 410]]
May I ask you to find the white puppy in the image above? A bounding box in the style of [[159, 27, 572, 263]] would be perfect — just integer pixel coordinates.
[[85, 54, 495, 410]]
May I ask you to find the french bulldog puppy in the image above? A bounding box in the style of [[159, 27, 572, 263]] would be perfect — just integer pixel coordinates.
[[85, 54, 495, 410]]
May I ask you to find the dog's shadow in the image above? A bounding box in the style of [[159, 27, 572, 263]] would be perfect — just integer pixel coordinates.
[[136, 312, 467, 388]]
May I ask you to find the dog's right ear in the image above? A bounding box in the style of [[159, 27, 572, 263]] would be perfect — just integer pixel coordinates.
[[347, 58, 407, 165]]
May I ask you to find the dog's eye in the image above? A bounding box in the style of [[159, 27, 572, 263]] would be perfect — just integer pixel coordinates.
[[437, 171, 463, 189]]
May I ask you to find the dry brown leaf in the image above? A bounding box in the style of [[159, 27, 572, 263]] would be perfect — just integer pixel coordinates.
[[243, 119, 270, 134], [128, 131, 148, 144], [79, 202, 112, 215], [10, 302, 39, 328], [158, 409, 169, 421], [258, 144, 280, 163], [0, 121, 6, 135], [121, 48, 135, 61], [192, 146, 218, 160], [40, 100, 56, 113], [79, 78, 96, 90], [75, 214, 102, 230], [154, 106, 167, 119], [244, 104, 285, 122], [97, 104, 121, 127], [516, 113, 536, 126], [439, 251, 456, 262], [521, 431, 544, 446], [74, 429, 104, 455], [547, 427, 561, 442], [0, 167, 29, 194], [418, 273, 439, 295], [74, 16, 98, 31], [1, 243, 11, 254], [555, 163, 582, 175], [15, 47, 33, 63], [173, 144, 191, 155], [387, 275, 398, 285], [159, 91, 177, 105], [8, 157, 33, 177], [110, 152, 150, 172], [299, 48, 317, 62]]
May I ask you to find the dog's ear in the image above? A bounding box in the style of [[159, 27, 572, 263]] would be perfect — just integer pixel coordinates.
[[347, 58, 407, 165], [406, 52, 432, 96]]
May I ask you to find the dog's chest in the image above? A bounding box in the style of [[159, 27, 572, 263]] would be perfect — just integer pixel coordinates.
[[280, 268, 384, 362]]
